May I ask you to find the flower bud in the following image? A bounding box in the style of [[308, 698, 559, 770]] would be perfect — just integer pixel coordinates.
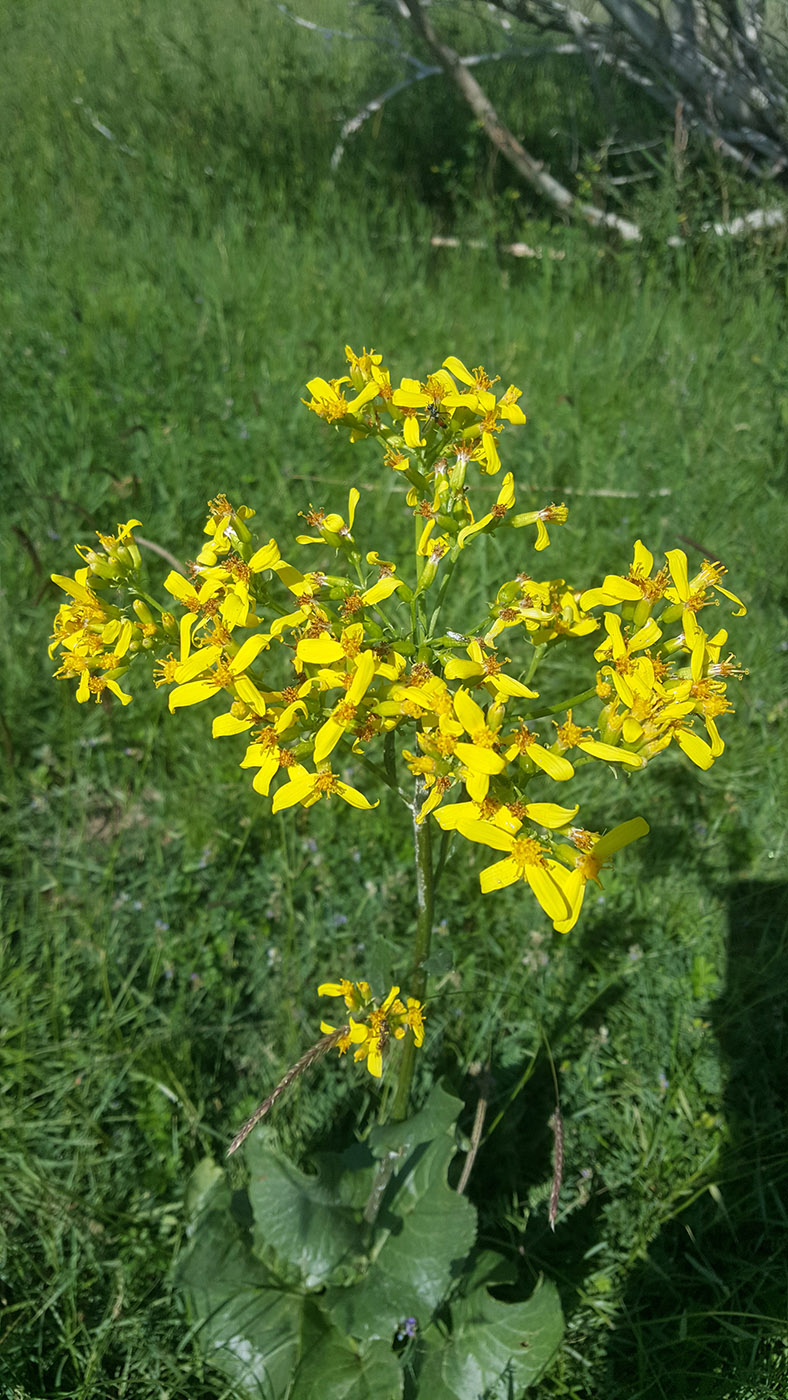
[[132, 599, 154, 626], [84, 554, 120, 581], [496, 580, 521, 608]]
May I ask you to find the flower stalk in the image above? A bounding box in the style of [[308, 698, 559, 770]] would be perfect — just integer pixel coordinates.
[[391, 780, 435, 1121]]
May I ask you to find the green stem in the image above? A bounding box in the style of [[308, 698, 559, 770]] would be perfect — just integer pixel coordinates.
[[383, 730, 398, 792], [129, 587, 169, 617], [356, 752, 410, 804], [427, 546, 460, 636], [527, 685, 599, 720], [390, 780, 434, 1121], [432, 826, 452, 899], [524, 641, 547, 687]]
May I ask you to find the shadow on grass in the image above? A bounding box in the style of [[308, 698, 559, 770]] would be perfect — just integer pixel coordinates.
[[603, 878, 788, 1399], [434, 873, 788, 1398]]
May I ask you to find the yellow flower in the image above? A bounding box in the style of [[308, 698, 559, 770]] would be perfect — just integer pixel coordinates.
[[318, 979, 373, 1011], [163, 568, 231, 655], [392, 370, 456, 415], [153, 654, 180, 689], [271, 763, 378, 812], [443, 639, 538, 702], [553, 818, 649, 933], [295, 622, 364, 668], [444, 814, 572, 924], [240, 721, 299, 795], [380, 672, 460, 734], [664, 550, 746, 622], [509, 502, 569, 551], [50, 566, 144, 703], [442, 358, 500, 395], [592, 613, 663, 709], [296, 489, 360, 547], [580, 540, 668, 618], [197, 496, 255, 566], [168, 633, 271, 712], [220, 537, 282, 626], [51, 567, 111, 617], [670, 721, 721, 770], [442, 358, 527, 434], [456, 472, 516, 547], [554, 710, 644, 769], [313, 650, 377, 763], [304, 375, 379, 423], [318, 981, 424, 1078], [351, 988, 413, 1077], [505, 722, 574, 782], [392, 997, 425, 1047], [434, 798, 578, 836], [359, 572, 405, 607], [344, 345, 384, 386], [318, 1021, 355, 1056], [452, 688, 507, 803], [74, 518, 143, 579], [593, 612, 662, 665], [75, 671, 133, 705]]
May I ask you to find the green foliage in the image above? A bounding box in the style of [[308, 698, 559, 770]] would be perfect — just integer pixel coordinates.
[[177, 1085, 562, 1398]]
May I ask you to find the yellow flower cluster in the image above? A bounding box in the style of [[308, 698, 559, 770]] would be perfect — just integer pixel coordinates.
[[49, 519, 164, 706], [318, 978, 425, 1078], [49, 348, 747, 935]]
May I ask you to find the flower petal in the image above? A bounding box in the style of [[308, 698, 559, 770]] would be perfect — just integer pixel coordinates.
[[480, 857, 521, 893]]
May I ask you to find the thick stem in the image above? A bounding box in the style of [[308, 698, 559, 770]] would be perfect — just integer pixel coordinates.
[[390, 780, 434, 1120]]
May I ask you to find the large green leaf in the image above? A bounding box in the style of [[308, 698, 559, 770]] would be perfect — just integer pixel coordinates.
[[322, 1130, 476, 1342], [246, 1128, 366, 1289], [292, 1332, 403, 1400], [177, 1194, 303, 1399], [436, 1275, 564, 1398], [315, 1140, 378, 1213]]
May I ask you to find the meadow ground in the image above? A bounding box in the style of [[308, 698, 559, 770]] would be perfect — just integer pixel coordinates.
[[1, 3, 787, 1397]]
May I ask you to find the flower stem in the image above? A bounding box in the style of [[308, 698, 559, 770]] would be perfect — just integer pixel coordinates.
[[390, 780, 434, 1121], [527, 685, 598, 720]]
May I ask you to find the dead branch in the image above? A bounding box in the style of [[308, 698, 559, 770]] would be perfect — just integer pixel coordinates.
[[401, 0, 643, 239]]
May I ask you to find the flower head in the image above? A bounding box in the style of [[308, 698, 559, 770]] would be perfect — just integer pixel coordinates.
[[318, 979, 425, 1078]]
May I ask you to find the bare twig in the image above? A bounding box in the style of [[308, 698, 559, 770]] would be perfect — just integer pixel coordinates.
[[303, 0, 788, 219], [431, 206, 785, 259], [276, 1, 415, 53], [331, 43, 583, 168], [135, 535, 188, 577]]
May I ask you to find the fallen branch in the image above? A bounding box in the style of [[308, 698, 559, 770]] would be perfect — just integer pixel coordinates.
[[401, 0, 643, 240], [331, 42, 583, 169]]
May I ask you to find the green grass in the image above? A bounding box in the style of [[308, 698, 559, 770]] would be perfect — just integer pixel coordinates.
[[1, 2, 787, 1396]]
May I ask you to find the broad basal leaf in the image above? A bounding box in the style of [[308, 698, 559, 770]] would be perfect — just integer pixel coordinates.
[[177, 1196, 303, 1400], [292, 1331, 403, 1400], [441, 1274, 564, 1397], [322, 1131, 476, 1342], [246, 1127, 365, 1288]]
